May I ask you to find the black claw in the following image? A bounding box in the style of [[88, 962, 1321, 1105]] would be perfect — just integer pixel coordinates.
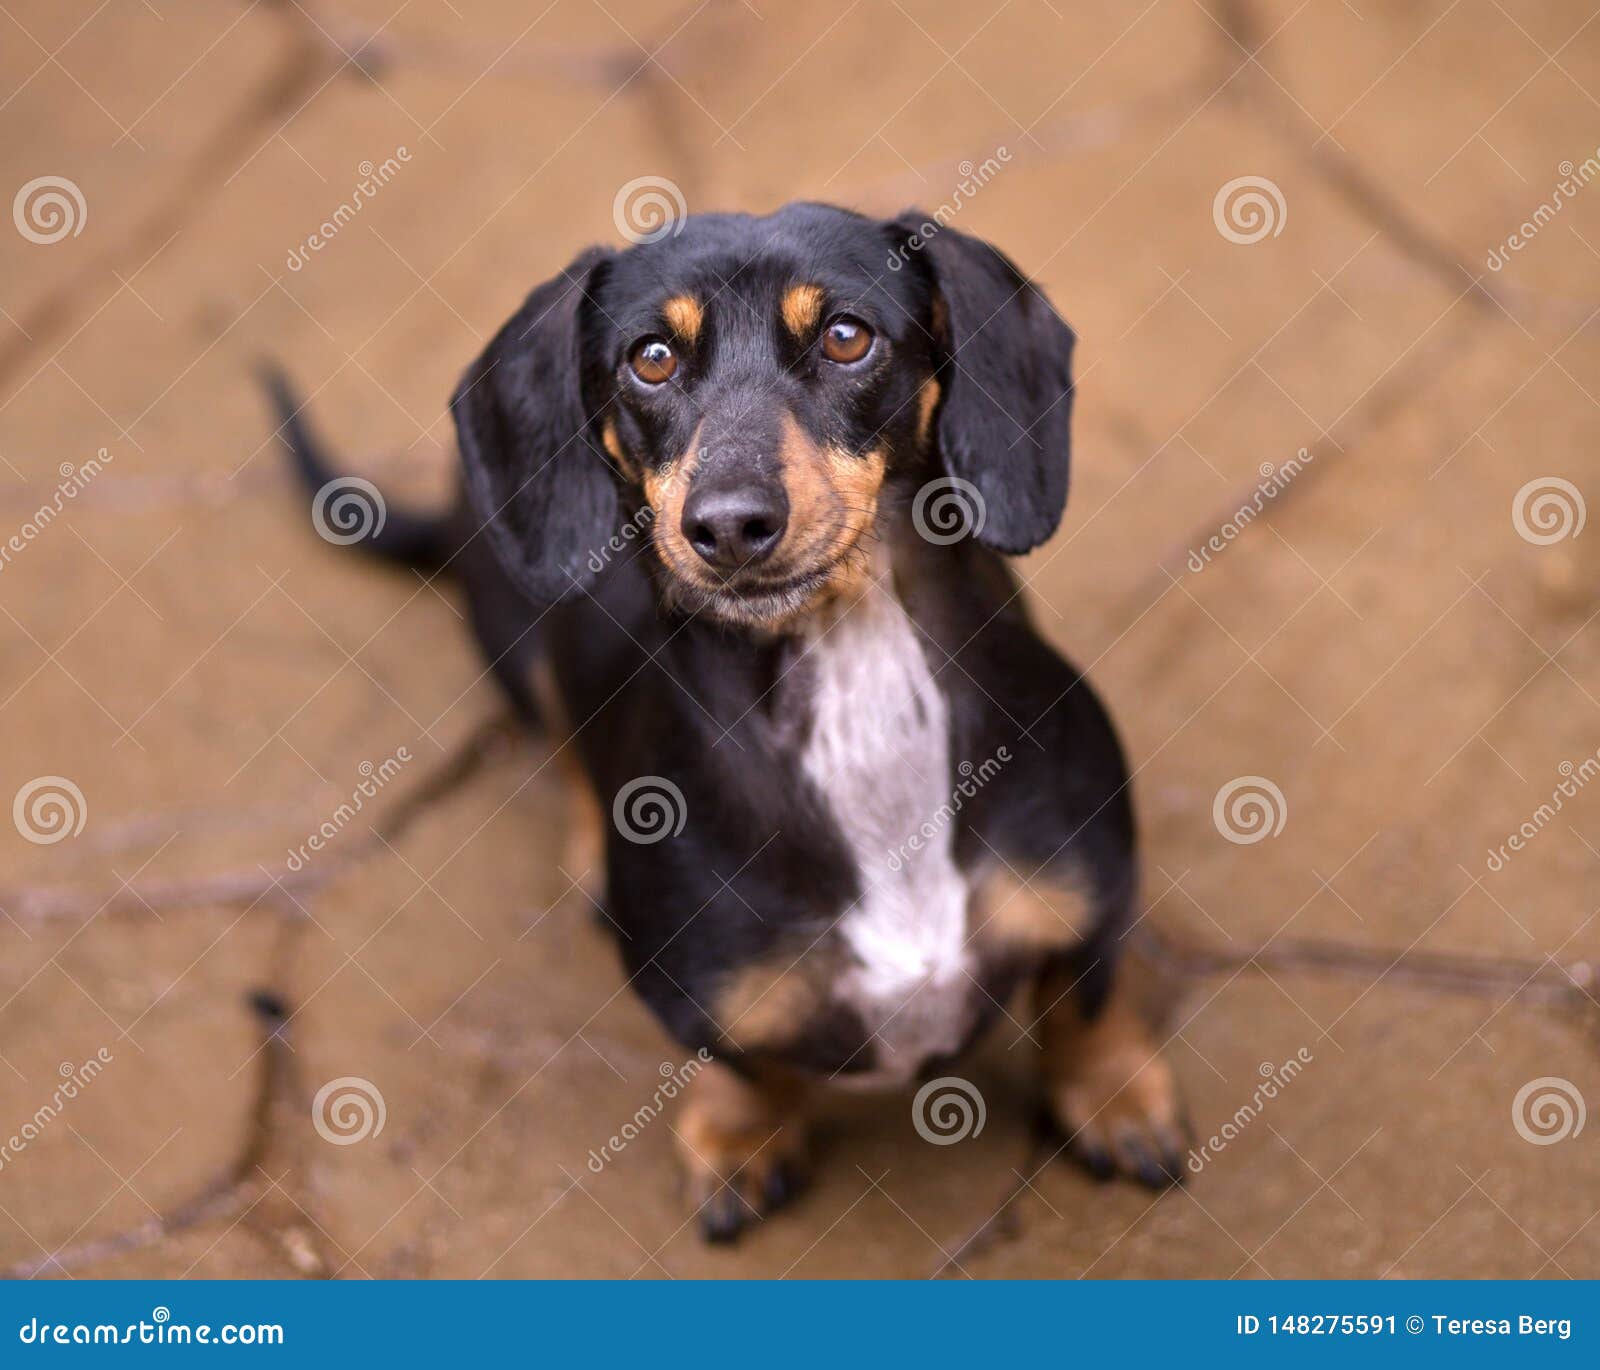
[[762, 1160, 806, 1212], [1138, 1159, 1171, 1190], [1076, 1141, 1116, 1182], [1125, 1137, 1172, 1191], [698, 1190, 749, 1245], [1159, 1144, 1188, 1186]]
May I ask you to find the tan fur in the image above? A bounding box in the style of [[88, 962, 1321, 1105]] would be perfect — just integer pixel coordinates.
[[675, 1062, 809, 1224], [916, 378, 941, 449], [975, 867, 1094, 951], [600, 417, 631, 473], [780, 283, 825, 338], [1036, 963, 1184, 1175], [662, 294, 703, 343], [774, 413, 886, 612], [642, 427, 701, 583], [715, 958, 821, 1050]]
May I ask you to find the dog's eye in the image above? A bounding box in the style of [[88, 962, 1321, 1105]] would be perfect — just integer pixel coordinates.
[[821, 316, 873, 365], [628, 337, 677, 384]]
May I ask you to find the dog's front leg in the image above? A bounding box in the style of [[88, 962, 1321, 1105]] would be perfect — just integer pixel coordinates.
[[675, 1060, 810, 1243], [1035, 955, 1187, 1188]]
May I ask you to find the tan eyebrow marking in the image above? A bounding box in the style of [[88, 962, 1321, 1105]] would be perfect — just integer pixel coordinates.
[[916, 378, 941, 448], [661, 295, 703, 342], [781, 283, 825, 338], [600, 417, 632, 472]]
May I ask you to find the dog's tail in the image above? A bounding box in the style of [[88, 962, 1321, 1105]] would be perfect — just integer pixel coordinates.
[[261, 364, 457, 572]]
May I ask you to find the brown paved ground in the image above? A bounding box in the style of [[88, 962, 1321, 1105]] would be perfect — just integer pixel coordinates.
[[1, 0, 1599, 1279]]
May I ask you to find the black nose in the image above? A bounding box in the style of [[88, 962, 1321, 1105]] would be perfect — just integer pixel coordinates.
[[681, 482, 789, 570]]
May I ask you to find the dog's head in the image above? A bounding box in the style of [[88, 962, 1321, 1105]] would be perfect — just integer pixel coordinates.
[[452, 202, 1075, 628]]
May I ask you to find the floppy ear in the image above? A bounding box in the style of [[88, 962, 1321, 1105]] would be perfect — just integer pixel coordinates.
[[451, 247, 618, 605], [894, 215, 1076, 555]]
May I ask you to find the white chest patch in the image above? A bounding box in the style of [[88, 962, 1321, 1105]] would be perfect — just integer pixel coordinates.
[[798, 572, 975, 1084]]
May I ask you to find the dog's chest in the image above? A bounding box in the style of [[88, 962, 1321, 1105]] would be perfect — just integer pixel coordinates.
[[796, 578, 977, 1083]]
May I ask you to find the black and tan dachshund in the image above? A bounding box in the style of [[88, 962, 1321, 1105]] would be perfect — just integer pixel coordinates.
[[268, 201, 1185, 1243]]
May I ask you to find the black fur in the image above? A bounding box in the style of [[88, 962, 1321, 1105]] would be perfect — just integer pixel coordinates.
[[890, 214, 1076, 554], [451, 247, 619, 607]]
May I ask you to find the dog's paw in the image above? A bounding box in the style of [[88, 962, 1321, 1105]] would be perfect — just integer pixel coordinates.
[[684, 1144, 809, 1244], [675, 1063, 809, 1244], [1049, 1051, 1188, 1189]]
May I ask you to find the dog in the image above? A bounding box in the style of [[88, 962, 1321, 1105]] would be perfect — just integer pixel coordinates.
[[267, 201, 1185, 1243]]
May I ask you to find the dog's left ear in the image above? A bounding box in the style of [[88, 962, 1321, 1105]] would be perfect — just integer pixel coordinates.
[[893, 215, 1076, 554], [451, 246, 617, 605]]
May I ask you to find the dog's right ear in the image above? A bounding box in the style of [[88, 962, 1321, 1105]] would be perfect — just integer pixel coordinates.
[[451, 247, 617, 605]]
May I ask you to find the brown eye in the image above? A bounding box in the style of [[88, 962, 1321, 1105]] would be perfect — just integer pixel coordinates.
[[629, 337, 677, 384], [821, 316, 873, 364]]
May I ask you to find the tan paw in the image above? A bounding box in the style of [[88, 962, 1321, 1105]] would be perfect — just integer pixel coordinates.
[[675, 1064, 809, 1244], [1050, 1050, 1188, 1189], [1036, 966, 1189, 1190]]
